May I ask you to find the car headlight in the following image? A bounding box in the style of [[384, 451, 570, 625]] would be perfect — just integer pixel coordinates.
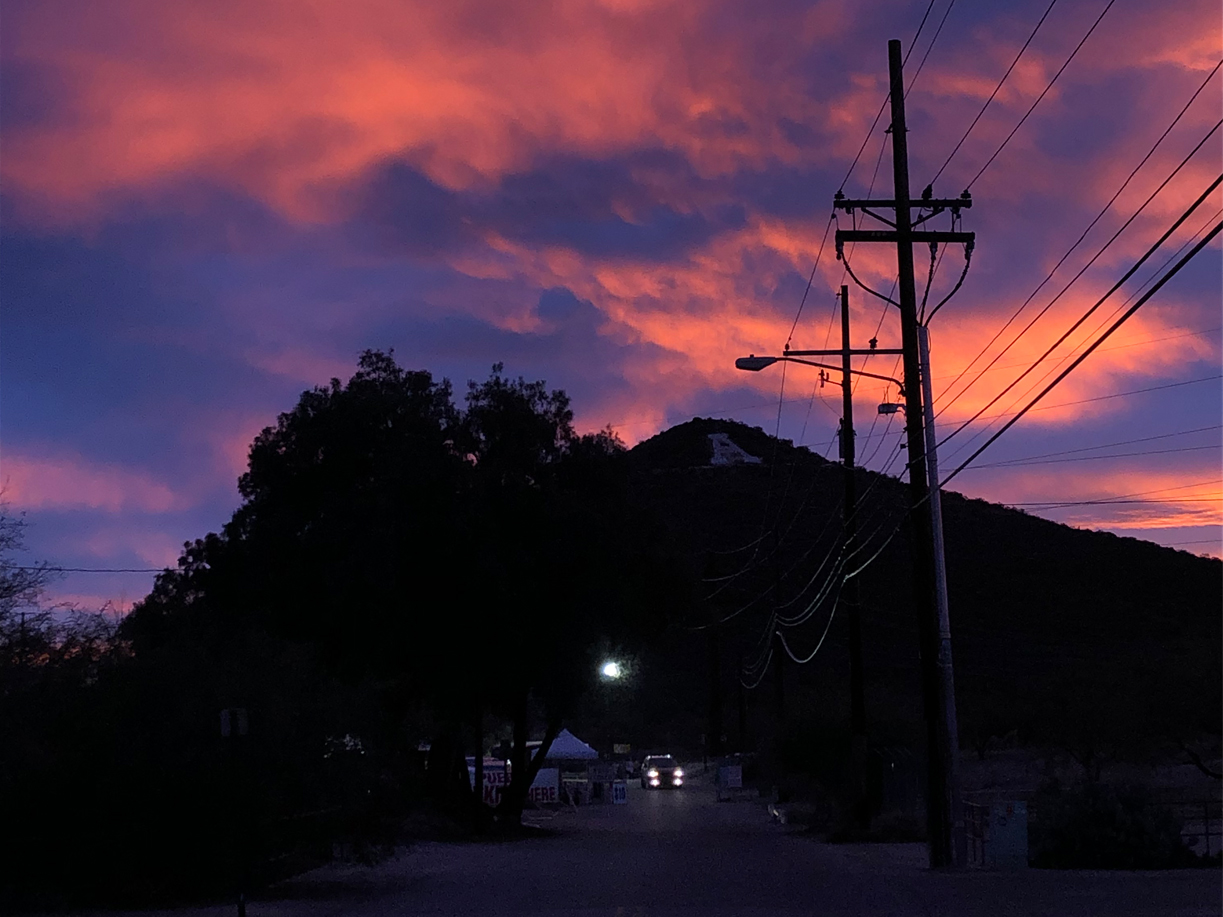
[[647, 769, 659, 778], [673, 768, 684, 778]]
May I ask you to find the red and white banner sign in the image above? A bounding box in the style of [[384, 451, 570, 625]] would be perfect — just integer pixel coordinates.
[[468, 763, 559, 806]]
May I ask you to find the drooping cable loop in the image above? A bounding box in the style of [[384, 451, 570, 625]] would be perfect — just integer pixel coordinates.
[[925, 240, 974, 322], [837, 243, 901, 309]]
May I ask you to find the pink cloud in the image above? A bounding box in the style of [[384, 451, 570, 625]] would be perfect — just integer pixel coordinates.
[[1, 451, 189, 513]]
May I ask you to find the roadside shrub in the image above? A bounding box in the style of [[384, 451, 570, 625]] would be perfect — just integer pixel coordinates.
[[1030, 782, 1196, 869]]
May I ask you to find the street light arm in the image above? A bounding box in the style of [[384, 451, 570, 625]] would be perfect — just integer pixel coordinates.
[[781, 357, 903, 390], [735, 355, 903, 391]]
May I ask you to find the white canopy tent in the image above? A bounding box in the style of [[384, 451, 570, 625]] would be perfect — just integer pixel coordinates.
[[534, 728, 599, 761]]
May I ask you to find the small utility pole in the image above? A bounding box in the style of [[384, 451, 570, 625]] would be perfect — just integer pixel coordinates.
[[708, 629, 724, 761], [838, 285, 870, 829], [736, 317, 905, 816], [737, 652, 748, 752], [831, 39, 971, 867], [772, 528, 786, 798]]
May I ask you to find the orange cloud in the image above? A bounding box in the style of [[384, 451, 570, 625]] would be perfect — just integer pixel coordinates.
[[3, 0, 1218, 457], [2, 0, 846, 225]]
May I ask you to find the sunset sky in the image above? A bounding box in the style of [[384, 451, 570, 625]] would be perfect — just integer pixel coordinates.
[[2, 0, 1220, 612]]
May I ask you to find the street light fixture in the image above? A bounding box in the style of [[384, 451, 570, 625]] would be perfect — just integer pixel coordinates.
[[735, 355, 779, 372]]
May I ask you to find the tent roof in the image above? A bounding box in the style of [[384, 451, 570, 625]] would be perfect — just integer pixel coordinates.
[[537, 728, 599, 760]]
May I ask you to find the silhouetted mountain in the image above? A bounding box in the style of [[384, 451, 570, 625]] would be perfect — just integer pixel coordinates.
[[622, 417, 1221, 765]]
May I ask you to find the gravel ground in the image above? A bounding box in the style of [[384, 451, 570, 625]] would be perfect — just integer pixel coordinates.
[[57, 772, 1222, 917]]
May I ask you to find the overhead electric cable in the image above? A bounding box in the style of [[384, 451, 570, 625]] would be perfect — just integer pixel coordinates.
[[967, 444, 1220, 468], [16, 566, 164, 574], [837, 0, 938, 193], [786, 214, 836, 348], [942, 203, 1223, 464], [932, 325, 1221, 382], [938, 375, 1222, 427], [906, 0, 958, 98], [939, 218, 1223, 489], [1056, 478, 1222, 500], [827, 136, 892, 348], [929, 0, 1060, 186], [1010, 497, 1221, 507], [940, 166, 1223, 444], [964, 424, 1221, 466], [938, 116, 1223, 422], [965, 0, 1118, 190]]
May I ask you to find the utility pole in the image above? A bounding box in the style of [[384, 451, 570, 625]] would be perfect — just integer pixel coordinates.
[[768, 511, 788, 798], [708, 629, 724, 763], [737, 651, 748, 752], [832, 39, 971, 868], [773, 614, 786, 797], [838, 285, 870, 830], [918, 322, 962, 862], [737, 313, 906, 818]]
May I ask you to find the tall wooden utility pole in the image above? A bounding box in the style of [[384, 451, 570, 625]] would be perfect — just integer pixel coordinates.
[[838, 285, 869, 829], [833, 39, 972, 867]]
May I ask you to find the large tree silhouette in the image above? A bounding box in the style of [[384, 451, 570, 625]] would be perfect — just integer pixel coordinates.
[[125, 352, 677, 826]]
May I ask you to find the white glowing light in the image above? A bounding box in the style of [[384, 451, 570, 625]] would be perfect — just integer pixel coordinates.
[[601, 661, 623, 679]]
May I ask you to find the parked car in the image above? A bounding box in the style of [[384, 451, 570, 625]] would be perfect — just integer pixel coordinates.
[[640, 754, 684, 789]]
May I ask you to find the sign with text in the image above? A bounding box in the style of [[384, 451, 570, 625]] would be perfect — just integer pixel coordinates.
[[468, 763, 558, 807]]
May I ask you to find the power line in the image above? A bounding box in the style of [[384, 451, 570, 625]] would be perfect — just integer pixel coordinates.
[[836, 0, 938, 194], [939, 169, 1222, 448], [931, 325, 1221, 383], [827, 138, 892, 349], [937, 116, 1223, 424], [935, 58, 1221, 409], [785, 214, 836, 349], [906, 0, 958, 98], [929, 0, 1060, 187], [1009, 497, 1220, 507], [965, 0, 1118, 190], [961, 424, 1221, 469], [940, 375, 1222, 427], [967, 443, 1220, 469], [1056, 478, 1222, 501], [940, 218, 1223, 488], [13, 566, 165, 574], [940, 203, 1223, 464]]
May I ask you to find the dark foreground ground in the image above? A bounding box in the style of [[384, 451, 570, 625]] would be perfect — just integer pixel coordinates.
[[65, 772, 1221, 916]]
